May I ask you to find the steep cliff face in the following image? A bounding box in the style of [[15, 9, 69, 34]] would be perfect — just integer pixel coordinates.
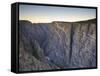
[[19, 19, 96, 71]]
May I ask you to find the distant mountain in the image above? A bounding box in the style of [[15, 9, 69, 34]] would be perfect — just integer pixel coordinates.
[[19, 19, 96, 71]]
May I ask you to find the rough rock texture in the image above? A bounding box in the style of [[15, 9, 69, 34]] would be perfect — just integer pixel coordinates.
[[19, 19, 96, 71]]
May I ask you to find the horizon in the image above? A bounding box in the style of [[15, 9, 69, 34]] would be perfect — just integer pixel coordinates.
[[20, 18, 96, 23], [19, 5, 96, 23]]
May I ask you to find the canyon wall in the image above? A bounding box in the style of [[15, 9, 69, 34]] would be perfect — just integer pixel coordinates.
[[19, 19, 96, 71]]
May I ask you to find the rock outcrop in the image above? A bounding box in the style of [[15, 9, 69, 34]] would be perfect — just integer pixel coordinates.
[[19, 19, 96, 71]]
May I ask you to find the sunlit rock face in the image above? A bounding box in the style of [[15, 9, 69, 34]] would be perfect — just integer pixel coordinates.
[[19, 19, 96, 71]]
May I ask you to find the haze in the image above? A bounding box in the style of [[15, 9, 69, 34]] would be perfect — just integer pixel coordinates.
[[19, 4, 96, 23]]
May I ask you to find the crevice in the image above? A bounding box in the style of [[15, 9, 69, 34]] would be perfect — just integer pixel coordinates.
[[69, 23, 74, 63]]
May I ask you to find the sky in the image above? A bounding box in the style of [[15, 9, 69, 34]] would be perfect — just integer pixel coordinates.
[[19, 4, 96, 23]]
